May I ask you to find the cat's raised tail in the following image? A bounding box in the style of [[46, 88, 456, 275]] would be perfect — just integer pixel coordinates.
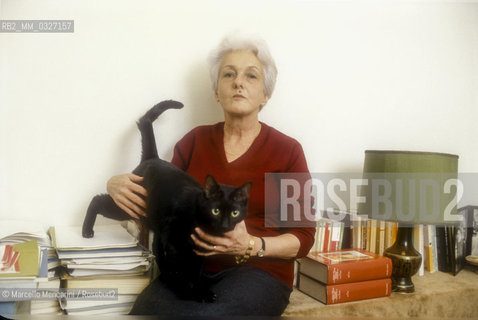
[[137, 100, 184, 162]]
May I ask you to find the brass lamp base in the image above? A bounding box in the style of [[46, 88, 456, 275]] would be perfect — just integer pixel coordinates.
[[383, 225, 422, 293]]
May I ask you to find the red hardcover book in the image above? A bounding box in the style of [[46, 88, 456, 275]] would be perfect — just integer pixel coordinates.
[[299, 249, 392, 285], [298, 273, 391, 304]]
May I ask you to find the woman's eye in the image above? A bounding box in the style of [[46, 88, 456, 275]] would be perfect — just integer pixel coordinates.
[[223, 72, 235, 78], [212, 208, 221, 216], [247, 73, 258, 79], [231, 210, 240, 217]]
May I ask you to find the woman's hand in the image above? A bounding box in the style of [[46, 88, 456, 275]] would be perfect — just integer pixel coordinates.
[[191, 221, 254, 257], [107, 173, 148, 219]]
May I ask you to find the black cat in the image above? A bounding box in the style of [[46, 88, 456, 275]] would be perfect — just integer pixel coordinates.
[[82, 100, 252, 302]]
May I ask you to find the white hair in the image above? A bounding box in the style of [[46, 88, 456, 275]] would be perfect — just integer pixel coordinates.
[[207, 33, 278, 98]]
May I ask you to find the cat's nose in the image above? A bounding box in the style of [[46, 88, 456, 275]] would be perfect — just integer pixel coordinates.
[[221, 219, 230, 229]]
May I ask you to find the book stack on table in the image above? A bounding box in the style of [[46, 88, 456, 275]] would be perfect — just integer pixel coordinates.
[[0, 221, 62, 317], [50, 224, 153, 315], [297, 249, 393, 305]]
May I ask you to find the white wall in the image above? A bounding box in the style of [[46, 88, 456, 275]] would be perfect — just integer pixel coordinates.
[[1, 0, 477, 228]]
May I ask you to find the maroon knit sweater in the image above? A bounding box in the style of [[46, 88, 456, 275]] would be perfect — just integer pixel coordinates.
[[171, 121, 315, 287]]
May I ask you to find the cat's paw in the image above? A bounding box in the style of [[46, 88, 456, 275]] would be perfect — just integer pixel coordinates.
[[195, 289, 216, 303], [82, 228, 94, 238]]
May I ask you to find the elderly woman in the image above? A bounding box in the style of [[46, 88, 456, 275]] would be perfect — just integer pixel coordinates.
[[107, 35, 315, 316]]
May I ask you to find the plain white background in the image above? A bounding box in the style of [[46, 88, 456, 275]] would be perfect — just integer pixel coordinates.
[[1, 0, 477, 228]]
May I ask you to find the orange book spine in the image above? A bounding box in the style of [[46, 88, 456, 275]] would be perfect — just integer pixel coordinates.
[[326, 278, 391, 304], [327, 257, 392, 284], [323, 223, 330, 252]]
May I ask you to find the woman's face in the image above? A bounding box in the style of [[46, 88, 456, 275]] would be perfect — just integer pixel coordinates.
[[215, 50, 269, 118]]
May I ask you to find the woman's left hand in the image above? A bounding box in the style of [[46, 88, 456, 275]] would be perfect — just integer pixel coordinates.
[[191, 221, 252, 256]]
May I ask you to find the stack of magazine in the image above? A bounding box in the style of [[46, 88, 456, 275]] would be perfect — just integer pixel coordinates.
[[50, 224, 152, 315], [0, 221, 62, 316]]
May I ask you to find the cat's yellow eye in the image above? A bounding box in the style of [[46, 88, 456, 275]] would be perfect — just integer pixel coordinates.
[[212, 208, 221, 216], [231, 210, 240, 218]]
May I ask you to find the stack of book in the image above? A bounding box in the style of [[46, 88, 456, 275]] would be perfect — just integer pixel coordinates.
[[30, 277, 62, 315], [0, 240, 40, 316], [50, 224, 152, 315], [0, 221, 62, 316], [297, 249, 392, 304], [314, 208, 471, 279]]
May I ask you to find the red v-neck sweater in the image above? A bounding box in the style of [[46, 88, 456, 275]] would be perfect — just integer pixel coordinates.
[[171, 121, 315, 287]]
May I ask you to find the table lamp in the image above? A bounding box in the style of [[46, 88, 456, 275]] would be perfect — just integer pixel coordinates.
[[359, 150, 459, 293]]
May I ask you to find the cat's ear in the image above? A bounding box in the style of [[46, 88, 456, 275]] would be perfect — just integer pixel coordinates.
[[204, 175, 221, 199], [232, 182, 252, 202]]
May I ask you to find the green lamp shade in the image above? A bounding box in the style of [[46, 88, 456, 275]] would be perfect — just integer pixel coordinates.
[[360, 150, 459, 225]]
